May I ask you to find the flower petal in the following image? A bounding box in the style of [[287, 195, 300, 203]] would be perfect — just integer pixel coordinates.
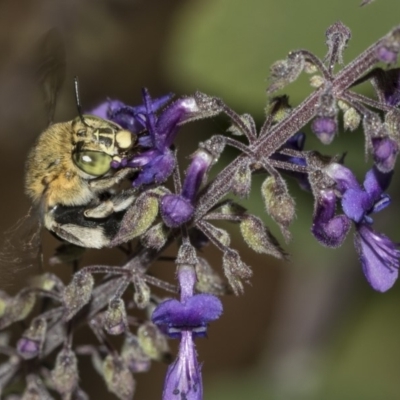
[[341, 188, 372, 223], [312, 190, 351, 247], [152, 294, 223, 337], [355, 224, 400, 292]]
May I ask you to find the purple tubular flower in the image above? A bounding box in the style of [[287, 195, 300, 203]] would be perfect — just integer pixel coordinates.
[[152, 265, 222, 400], [311, 117, 337, 144], [323, 164, 399, 291], [112, 89, 201, 187], [162, 330, 203, 400]]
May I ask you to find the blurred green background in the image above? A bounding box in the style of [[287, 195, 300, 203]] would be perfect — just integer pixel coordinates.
[[1, 0, 400, 399]]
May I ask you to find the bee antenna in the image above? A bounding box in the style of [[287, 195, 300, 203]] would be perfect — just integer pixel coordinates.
[[74, 76, 89, 126]]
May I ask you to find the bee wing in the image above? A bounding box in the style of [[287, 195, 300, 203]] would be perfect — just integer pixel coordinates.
[[0, 208, 42, 290], [34, 28, 66, 126]]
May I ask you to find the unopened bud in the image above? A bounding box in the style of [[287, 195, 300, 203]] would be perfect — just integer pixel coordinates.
[[102, 355, 135, 400], [141, 222, 168, 250], [137, 322, 171, 363], [22, 374, 53, 400], [17, 318, 47, 360], [176, 243, 199, 266], [51, 347, 79, 395], [309, 75, 324, 88], [266, 95, 291, 124], [240, 215, 287, 258], [222, 249, 252, 295], [268, 52, 305, 94], [195, 257, 229, 295], [132, 277, 151, 309], [111, 191, 159, 246], [261, 175, 296, 241], [343, 107, 361, 131], [121, 333, 151, 373], [325, 21, 351, 66], [231, 160, 252, 198], [63, 271, 94, 321], [104, 298, 128, 335], [198, 221, 231, 248]]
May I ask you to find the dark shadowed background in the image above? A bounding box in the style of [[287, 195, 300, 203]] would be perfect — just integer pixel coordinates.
[[1, 0, 400, 399]]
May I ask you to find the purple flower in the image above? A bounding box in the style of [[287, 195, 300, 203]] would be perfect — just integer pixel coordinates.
[[152, 265, 222, 400], [371, 137, 399, 173], [112, 89, 201, 187], [311, 116, 337, 144], [89, 94, 174, 133], [311, 189, 351, 247], [160, 149, 214, 228], [314, 164, 400, 291], [355, 225, 399, 292]]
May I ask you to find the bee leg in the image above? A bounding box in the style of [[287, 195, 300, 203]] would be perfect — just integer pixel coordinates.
[[84, 189, 136, 219], [89, 168, 136, 191], [52, 223, 111, 249]]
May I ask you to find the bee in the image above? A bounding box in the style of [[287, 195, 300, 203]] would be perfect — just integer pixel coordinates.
[[24, 30, 137, 250]]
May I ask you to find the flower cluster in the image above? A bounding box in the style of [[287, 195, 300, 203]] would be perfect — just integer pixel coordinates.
[[1, 19, 400, 400]]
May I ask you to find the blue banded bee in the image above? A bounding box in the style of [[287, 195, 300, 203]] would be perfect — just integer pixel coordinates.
[[24, 30, 137, 249]]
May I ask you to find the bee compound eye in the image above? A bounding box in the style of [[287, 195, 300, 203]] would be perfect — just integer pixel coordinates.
[[115, 130, 133, 149], [72, 150, 112, 176]]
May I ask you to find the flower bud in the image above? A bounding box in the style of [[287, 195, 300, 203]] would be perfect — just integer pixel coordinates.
[[104, 298, 128, 335], [231, 160, 252, 198], [17, 318, 47, 360], [121, 333, 151, 373], [309, 75, 325, 88], [160, 194, 194, 228], [51, 347, 79, 396], [63, 270, 94, 321], [222, 249, 252, 295], [30, 273, 63, 292], [227, 114, 255, 136], [1, 290, 37, 330], [0, 291, 10, 319], [325, 21, 351, 66], [240, 215, 287, 258], [376, 27, 400, 63], [265, 95, 292, 124], [343, 107, 361, 131], [261, 175, 296, 241], [195, 257, 229, 295], [102, 355, 135, 400], [141, 222, 168, 250], [311, 116, 337, 144], [111, 190, 160, 246], [22, 374, 53, 400], [132, 277, 151, 309], [268, 52, 305, 94], [137, 322, 171, 363], [176, 243, 199, 266], [197, 221, 231, 248]]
